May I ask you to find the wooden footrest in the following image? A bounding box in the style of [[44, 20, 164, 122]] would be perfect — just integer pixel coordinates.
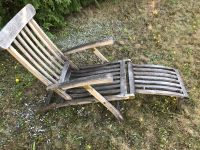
[[127, 62, 188, 98]]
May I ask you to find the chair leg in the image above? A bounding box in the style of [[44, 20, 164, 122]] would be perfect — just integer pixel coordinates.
[[84, 85, 124, 121], [45, 91, 54, 105], [176, 98, 184, 111], [116, 101, 120, 111]]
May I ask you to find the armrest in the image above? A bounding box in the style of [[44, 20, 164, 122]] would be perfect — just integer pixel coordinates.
[[47, 73, 113, 91], [63, 37, 114, 55]]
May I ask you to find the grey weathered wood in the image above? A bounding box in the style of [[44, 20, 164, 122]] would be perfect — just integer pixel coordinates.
[[28, 21, 64, 64], [24, 26, 63, 69], [73, 64, 120, 73], [135, 89, 184, 97], [68, 84, 120, 94], [70, 89, 121, 98], [21, 29, 61, 74], [47, 73, 113, 91], [16, 34, 59, 79], [133, 68, 177, 75], [13, 39, 58, 83], [8, 46, 51, 86], [128, 62, 135, 96], [84, 85, 123, 120], [174, 69, 188, 97], [135, 80, 181, 88], [120, 60, 127, 96], [37, 95, 130, 113], [59, 62, 69, 83], [71, 68, 120, 77], [134, 72, 178, 79], [132, 64, 174, 70], [63, 37, 114, 54], [0, 4, 36, 49], [134, 76, 179, 83], [135, 85, 182, 92]]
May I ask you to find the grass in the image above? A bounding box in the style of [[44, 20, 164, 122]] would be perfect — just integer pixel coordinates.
[[0, 0, 200, 149]]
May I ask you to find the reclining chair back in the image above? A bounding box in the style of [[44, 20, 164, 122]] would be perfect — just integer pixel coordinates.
[[0, 4, 72, 99]]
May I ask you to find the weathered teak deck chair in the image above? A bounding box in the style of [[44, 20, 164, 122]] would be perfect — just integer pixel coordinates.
[[0, 4, 188, 120]]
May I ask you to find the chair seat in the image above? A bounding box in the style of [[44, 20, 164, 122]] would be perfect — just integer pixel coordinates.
[[66, 60, 188, 100], [68, 60, 128, 100]]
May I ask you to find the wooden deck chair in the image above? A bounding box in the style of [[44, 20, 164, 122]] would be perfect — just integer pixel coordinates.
[[0, 4, 188, 120]]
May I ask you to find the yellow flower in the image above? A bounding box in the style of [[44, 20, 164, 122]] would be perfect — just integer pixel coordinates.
[[16, 78, 20, 84]]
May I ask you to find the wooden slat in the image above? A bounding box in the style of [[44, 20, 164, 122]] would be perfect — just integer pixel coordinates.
[[68, 84, 120, 94], [31, 19, 64, 57], [37, 95, 129, 113], [84, 85, 123, 120], [28, 21, 64, 64], [47, 73, 113, 91], [0, 4, 36, 49], [71, 68, 120, 77], [79, 61, 119, 70], [132, 64, 174, 70], [16, 34, 59, 79], [133, 68, 177, 75], [21, 29, 61, 74], [134, 76, 179, 83], [59, 62, 69, 83], [120, 60, 127, 96], [24, 26, 63, 69], [134, 72, 178, 79], [7, 46, 51, 86], [92, 48, 109, 63], [63, 37, 114, 54], [135, 89, 184, 97], [135, 80, 181, 88], [128, 62, 135, 95], [70, 89, 121, 98], [14, 40, 57, 83], [73, 64, 120, 73], [135, 85, 182, 93]]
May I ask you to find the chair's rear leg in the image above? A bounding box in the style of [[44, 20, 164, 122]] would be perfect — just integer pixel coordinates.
[[116, 101, 120, 111], [176, 97, 184, 111], [45, 91, 54, 105], [84, 85, 124, 121]]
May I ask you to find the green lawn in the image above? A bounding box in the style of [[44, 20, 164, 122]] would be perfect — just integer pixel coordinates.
[[0, 0, 200, 149]]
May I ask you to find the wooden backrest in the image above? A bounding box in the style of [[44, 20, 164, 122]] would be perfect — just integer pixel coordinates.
[[0, 4, 70, 86]]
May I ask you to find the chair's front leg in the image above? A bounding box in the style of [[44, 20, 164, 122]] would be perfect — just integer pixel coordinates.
[[84, 85, 124, 121]]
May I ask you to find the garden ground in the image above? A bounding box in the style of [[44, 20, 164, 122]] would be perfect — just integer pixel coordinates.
[[0, 0, 200, 149]]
